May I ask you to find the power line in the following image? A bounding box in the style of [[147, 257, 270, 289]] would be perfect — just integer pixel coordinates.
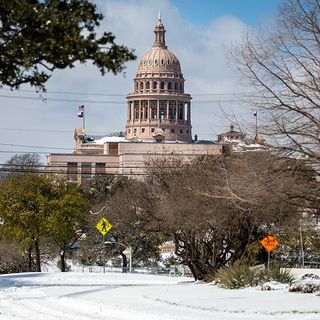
[[0, 168, 149, 176], [0, 93, 253, 104], [0, 142, 72, 150], [0, 94, 124, 104], [0, 127, 120, 135], [0, 127, 72, 133], [0, 87, 256, 97], [0, 150, 51, 154]]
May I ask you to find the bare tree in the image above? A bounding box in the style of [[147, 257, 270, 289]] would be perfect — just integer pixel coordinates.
[[107, 153, 316, 280], [1, 153, 42, 180], [232, 0, 320, 162]]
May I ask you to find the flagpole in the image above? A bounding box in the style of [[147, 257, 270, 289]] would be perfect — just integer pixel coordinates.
[[255, 111, 258, 137], [83, 111, 85, 133]]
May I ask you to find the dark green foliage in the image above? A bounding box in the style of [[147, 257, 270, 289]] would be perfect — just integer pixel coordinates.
[[213, 262, 260, 288], [0, 0, 136, 89], [262, 265, 294, 285], [0, 172, 89, 272], [214, 262, 294, 289]]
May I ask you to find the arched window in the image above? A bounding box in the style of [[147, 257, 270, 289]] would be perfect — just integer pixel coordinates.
[[174, 82, 178, 91], [160, 81, 165, 90], [180, 83, 183, 92], [146, 81, 150, 89], [140, 82, 144, 90], [153, 81, 157, 89], [168, 82, 172, 90]]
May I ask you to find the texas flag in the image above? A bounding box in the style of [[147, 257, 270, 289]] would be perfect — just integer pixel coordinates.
[[78, 105, 84, 118]]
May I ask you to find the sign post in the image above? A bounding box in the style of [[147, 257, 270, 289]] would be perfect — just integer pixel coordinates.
[[96, 217, 113, 273], [260, 235, 279, 270]]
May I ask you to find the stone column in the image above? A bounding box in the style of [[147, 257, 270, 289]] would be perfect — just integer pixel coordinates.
[[175, 100, 178, 124], [187, 102, 191, 124], [157, 100, 160, 126], [126, 101, 129, 122], [130, 101, 134, 122], [148, 100, 151, 123]]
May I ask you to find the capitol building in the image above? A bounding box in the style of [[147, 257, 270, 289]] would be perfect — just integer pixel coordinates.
[[47, 17, 224, 183]]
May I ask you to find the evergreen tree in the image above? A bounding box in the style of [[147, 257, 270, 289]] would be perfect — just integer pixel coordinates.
[[0, 0, 136, 90]]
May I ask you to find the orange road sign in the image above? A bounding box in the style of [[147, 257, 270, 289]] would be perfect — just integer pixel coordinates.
[[260, 235, 279, 253]]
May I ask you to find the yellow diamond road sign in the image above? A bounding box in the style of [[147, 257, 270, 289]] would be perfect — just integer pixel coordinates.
[[96, 217, 112, 236]]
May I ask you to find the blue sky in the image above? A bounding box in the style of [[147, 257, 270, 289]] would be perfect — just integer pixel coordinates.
[[0, 0, 286, 164], [171, 0, 283, 26]]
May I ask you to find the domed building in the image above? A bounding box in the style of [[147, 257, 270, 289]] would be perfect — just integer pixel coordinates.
[[126, 17, 192, 142], [46, 16, 222, 182]]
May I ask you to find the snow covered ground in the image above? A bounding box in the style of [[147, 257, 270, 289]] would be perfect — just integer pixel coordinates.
[[0, 271, 320, 320]]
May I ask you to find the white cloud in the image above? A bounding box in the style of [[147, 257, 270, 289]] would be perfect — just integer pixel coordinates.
[[0, 0, 252, 164]]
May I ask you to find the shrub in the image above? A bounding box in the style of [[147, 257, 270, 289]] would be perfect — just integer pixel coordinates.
[[261, 264, 294, 285], [214, 262, 294, 289], [215, 262, 261, 288]]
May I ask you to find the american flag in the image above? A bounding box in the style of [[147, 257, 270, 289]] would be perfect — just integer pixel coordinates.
[[78, 105, 84, 118]]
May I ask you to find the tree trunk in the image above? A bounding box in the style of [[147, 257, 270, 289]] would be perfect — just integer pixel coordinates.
[[34, 239, 41, 272], [28, 245, 33, 272], [120, 252, 128, 273], [60, 250, 66, 272]]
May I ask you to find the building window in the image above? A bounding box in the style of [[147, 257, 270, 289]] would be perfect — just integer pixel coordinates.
[[109, 143, 118, 155], [128, 129, 131, 134], [153, 81, 157, 89], [142, 128, 145, 133], [95, 163, 106, 174], [146, 81, 150, 89], [174, 82, 178, 91], [145, 106, 148, 119], [81, 163, 92, 182], [160, 81, 164, 90], [151, 128, 155, 133], [171, 129, 175, 133], [67, 162, 77, 181], [180, 129, 183, 134], [168, 82, 172, 90], [134, 128, 137, 133]]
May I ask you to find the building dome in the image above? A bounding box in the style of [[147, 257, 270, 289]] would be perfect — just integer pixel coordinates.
[[125, 16, 192, 143], [137, 47, 181, 75]]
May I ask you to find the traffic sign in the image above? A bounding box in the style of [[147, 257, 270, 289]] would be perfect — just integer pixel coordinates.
[[260, 235, 279, 252], [96, 217, 112, 236]]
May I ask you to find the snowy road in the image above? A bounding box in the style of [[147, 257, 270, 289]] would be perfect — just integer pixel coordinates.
[[0, 272, 320, 319]]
